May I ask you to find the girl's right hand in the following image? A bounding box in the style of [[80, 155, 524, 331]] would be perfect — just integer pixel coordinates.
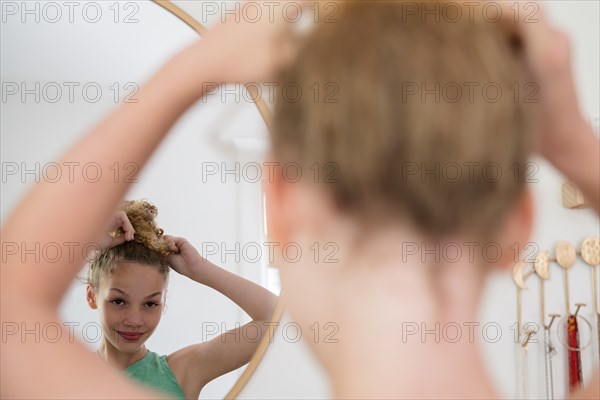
[[508, 2, 590, 164], [185, 0, 310, 85], [98, 211, 136, 251], [507, 1, 599, 215]]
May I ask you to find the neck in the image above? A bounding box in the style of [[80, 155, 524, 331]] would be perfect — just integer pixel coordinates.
[[332, 344, 498, 399], [96, 339, 148, 370], [329, 250, 496, 398], [295, 222, 496, 398], [348, 226, 487, 317]]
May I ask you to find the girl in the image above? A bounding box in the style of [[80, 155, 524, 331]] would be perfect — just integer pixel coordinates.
[[266, 3, 600, 398], [1, 1, 598, 399], [87, 200, 278, 399]]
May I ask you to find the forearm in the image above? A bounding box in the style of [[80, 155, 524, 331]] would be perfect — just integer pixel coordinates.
[[0, 41, 216, 308], [190, 261, 278, 321], [547, 117, 600, 215]]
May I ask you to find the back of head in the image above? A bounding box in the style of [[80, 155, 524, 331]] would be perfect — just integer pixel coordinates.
[[88, 200, 172, 289], [273, 0, 533, 238]]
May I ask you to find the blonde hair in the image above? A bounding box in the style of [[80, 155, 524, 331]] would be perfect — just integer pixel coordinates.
[[88, 200, 172, 290], [272, 1, 533, 238]]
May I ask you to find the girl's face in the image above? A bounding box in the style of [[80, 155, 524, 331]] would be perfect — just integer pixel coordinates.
[[87, 262, 167, 354]]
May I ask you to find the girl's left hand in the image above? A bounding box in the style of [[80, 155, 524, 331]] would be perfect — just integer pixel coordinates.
[[98, 211, 136, 251], [182, 0, 314, 87], [165, 236, 213, 280]]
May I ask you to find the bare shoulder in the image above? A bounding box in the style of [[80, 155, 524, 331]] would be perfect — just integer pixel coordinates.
[[167, 343, 210, 398]]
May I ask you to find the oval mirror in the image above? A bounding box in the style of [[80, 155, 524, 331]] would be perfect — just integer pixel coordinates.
[[1, 1, 281, 398]]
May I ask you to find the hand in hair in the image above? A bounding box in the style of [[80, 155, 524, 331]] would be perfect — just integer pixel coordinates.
[[192, 0, 314, 84], [97, 211, 136, 252], [504, 1, 599, 214], [164, 235, 213, 280]]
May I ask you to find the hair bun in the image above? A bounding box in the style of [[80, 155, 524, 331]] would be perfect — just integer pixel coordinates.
[[121, 199, 172, 256]]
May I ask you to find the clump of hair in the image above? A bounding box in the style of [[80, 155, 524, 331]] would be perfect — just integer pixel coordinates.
[[121, 200, 172, 256], [272, 0, 534, 239], [88, 200, 172, 290]]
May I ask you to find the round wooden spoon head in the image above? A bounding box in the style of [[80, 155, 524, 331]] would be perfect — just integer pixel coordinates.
[[513, 260, 528, 289], [580, 236, 600, 266], [534, 250, 551, 279], [555, 241, 576, 269]]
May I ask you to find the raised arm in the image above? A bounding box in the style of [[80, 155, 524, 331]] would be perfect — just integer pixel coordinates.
[[510, 2, 599, 399], [1, 42, 218, 310], [164, 236, 278, 395], [0, 40, 220, 400], [166, 236, 278, 322], [515, 2, 599, 215]]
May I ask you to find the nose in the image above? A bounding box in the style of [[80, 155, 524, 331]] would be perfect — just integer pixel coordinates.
[[122, 309, 143, 329]]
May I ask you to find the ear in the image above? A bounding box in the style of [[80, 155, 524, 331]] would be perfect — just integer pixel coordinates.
[[494, 187, 535, 269], [263, 154, 343, 265], [263, 155, 292, 245], [86, 284, 98, 309]]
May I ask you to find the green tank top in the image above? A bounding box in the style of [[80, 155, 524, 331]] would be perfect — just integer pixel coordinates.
[[125, 350, 186, 400]]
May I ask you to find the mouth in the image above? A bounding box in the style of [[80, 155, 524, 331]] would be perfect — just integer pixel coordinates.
[[116, 330, 145, 342]]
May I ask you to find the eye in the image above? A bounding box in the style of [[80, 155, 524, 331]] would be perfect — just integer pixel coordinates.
[[144, 302, 160, 308], [110, 298, 126, 306]]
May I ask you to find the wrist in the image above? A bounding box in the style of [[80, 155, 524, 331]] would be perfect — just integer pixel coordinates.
[[187, 259, 218, 284], [155, 42, 223, 105], [544, 116, 594, 172]]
